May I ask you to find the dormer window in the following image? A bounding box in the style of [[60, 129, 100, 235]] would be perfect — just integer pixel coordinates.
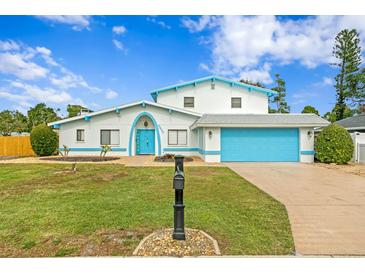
[[231, 97, 242, 108], [184, 97, 194, 108]]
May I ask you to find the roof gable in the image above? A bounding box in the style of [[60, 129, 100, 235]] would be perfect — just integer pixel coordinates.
[[48, 100, 202, 127], [150, 75, 277, 102], [334, 113, 365, 129]]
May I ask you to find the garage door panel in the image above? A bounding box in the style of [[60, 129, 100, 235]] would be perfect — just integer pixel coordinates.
[[221, 128, 299, 162]]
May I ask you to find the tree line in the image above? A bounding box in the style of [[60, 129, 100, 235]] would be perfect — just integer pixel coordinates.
[[0, 104, 92, 136]]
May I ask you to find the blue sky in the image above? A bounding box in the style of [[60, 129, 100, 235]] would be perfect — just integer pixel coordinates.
[[0, 15, 364, 117]]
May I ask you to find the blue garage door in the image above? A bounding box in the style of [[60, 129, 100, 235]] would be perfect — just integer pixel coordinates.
[[221, 128, 299, 162]]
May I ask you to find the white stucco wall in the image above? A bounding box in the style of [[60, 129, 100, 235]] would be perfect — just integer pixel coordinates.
[[299, 127, 315, 163], [351, 132, 365, 162], [200, 128, 221, 162], [156, 81, 268, 114], [58, 104, 200, 156]]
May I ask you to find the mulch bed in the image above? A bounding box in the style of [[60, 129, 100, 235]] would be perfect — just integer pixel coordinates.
[[133, 228, 220, 257], [40, 156, 120, 162], [154, 156, 194, 162]]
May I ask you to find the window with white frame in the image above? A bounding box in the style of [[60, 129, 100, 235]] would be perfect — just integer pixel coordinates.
[[168, 130, 187, 146], [76, 129, 85, 142], [100, 130, 120, 145], [231, 97, 242, 108]]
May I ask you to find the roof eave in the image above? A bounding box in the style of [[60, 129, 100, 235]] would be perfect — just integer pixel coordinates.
[[191, 122, 330, 130], [49, 100, 202, 127], [150, 75, 277, 101]]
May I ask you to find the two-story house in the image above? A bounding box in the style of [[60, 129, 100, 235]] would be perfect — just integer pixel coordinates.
[[49, 76, 329, 163]]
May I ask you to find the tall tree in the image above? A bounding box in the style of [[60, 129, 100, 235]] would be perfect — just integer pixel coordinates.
[[67, 104, 92, 118], [351, 67, 365, 109], [271, 74, 290, 113], [302, 105, 319, 116], [323, 105, 355, 123], [0, 110, 28, 136], [27, 103, 60, 130], [332, 29, 362, 120]]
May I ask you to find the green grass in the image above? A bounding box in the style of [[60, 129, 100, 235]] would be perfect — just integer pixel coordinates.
[[0, 164, 294, 256]]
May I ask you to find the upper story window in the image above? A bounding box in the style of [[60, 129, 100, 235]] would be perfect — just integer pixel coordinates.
[[100, 129, 120, 145], [168, 130, 187, 146], [184, 97, 194, 108], [76, 129, 85, 142], [231, 97, 242, 108]]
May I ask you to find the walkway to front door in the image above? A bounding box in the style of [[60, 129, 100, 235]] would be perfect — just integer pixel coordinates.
[[225, 162, 365, 255], [136, 129, 155, 155]]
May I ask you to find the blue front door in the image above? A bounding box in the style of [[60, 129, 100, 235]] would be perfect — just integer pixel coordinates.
[[136, 129, 155, 155]]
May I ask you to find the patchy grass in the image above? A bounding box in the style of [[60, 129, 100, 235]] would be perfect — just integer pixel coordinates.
[[0, 164, 294, 257]]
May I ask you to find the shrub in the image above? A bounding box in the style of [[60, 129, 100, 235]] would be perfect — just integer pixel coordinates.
[[30, 124, 58, 156], [315, 124, 354, 164]]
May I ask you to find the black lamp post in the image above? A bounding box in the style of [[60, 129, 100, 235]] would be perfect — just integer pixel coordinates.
[[172, 155, 185, 240]]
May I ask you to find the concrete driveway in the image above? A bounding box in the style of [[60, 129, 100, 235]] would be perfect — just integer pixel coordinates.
[[226, 162, 365, 255]]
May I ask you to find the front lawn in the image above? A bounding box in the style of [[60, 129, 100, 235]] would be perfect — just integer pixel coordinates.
[[0, 164, 294, 256]]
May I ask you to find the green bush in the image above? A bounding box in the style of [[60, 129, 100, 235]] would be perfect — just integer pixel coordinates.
[[315, 124, 354, 164], [30, 124, 58, 156]]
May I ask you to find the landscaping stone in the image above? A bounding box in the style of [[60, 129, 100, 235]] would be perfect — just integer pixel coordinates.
[[133, 228, 220, 257]]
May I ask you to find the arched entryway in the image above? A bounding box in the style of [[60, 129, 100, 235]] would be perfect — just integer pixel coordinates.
[[128, 112, 161, 156]]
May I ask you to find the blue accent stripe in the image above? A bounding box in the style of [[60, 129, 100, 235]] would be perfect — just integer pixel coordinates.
[[163, 147, 221, 155], [59, 147, 127, 152], [128, 112, 161, 156], [301, 150, 315, 155], [53, 124, 60, 129]]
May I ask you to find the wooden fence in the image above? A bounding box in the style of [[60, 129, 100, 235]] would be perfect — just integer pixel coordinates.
[[0, 136, 36, 157]]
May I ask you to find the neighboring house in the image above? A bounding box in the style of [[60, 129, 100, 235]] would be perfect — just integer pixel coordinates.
[[334, 113, 365, 133], [48, 75, 329, 163]]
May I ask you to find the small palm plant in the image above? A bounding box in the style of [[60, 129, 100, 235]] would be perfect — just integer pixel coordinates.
[[100, 145, 112, 158], [58, 145, 70, 158]]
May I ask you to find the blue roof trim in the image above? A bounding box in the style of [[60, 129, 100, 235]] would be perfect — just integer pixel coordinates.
[[150, 75, 277, 102]]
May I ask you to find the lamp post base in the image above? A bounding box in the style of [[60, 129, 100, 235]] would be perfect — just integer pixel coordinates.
[[172, 231, 186, 240]]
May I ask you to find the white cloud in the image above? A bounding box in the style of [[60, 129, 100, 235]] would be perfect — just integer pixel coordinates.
[[36, 16, 91, 31], [112, 25, 127, 35], [147, 16, 171, 29], [182, 15, 365, 83], [0, 39, 105, 111], [10, 81, 72, 103], [313, 76, 334, 87], [105, 89, 118, 99], [112, 39, 126, 52], [238, 63, 273, 85], [0, 52, 48, 80], [181, 16, 217, 33], [0, 40, 20, 51]]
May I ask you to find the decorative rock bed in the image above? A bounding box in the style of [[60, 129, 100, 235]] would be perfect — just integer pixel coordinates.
[[133, 228, 220, 257], [40, 156, 120, 162]]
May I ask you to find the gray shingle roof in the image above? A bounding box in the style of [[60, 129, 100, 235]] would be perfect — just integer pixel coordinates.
[[191, 113, 330, 128], [334, 114, 365, 129]]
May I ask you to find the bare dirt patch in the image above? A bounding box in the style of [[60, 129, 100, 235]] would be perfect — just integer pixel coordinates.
[[41, 156, 120, 162], [315, 162, 365, 178], [0, 229, 150, 257]]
